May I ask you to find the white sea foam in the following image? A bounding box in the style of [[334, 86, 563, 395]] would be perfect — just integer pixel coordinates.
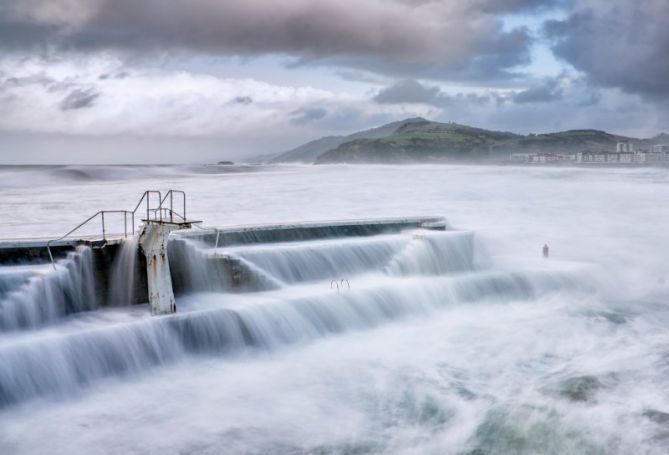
[[0, 164, 667, 454]]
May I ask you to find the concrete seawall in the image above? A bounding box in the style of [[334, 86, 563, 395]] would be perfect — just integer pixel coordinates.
[[0, 237, 149, 305], [0, 217, 447, 307], [179, 217, 447, 247]]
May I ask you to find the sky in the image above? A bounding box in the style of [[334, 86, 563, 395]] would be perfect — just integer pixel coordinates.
[[0, 0, 668, 164]]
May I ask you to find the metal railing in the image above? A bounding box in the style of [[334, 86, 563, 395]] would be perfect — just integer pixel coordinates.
[[158, 190, 186, 223], [46, 189, 188, 269], [330, 279, 350, 293], [132, 190, 163, 226]]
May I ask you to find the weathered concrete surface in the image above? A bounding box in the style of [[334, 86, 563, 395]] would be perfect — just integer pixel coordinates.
[[139, 223, 180, 315], [0, 236, 149, 306], [168, 238, 281, 296], [94, 242, 148, 306], [0, 236, 125, 265], [179, 216, 447, 247]]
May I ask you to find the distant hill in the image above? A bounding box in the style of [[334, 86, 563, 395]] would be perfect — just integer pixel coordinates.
[[269, 118, 427, 163], [269, 136, 345, 163], [265, 117, 667, 165], [315, 120, 651, 164], [317, 120, 521, 163], [651, 132, 669, 144]]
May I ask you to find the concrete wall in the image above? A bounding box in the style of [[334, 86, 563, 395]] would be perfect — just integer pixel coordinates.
[[0, 217, 447, 306]]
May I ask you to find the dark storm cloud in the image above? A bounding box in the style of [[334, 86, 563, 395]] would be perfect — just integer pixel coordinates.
[[512, 77, 563, 103], [374, 80, 443, 106], [545, 0, 669, 98], [470, 0, 560, 12], [578, 91, 601, 107], [374, 79, 500, 107], [0, 17, 59, 50], [59, 88, 100, 110], [0, 0, 554, 81]]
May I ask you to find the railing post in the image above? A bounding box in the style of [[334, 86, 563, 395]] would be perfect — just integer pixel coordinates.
[[101, 212, 106, 240], [47, 242, 56, 270], [124, 212, 128, 238], [169, 191, 173, 222]]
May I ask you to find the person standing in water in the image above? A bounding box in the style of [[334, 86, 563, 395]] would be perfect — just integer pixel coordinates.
[[543, 244, 549, 258]]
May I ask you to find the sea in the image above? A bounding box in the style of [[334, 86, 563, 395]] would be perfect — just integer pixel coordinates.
[[0, 163, 668, 454]]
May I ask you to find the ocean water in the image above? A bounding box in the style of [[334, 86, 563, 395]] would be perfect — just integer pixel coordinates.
[[0, 163, 668, 454]]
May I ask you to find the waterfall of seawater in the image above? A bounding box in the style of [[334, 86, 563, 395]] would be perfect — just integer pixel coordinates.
[[0, 246, 98, 331], [108, 236, 140, 306], [0, 229, 590, 408]]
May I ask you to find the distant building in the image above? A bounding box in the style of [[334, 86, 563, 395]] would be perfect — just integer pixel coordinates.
[[616, 141, 634, 153], [645, 151, 666, 163], [577, 151, 610, 163], [527, 152, 569, 164], [618, 151, 635, 163], [577, 151, 629, 163], [513, 149, 668, 166], [510, 153, 531, 163]]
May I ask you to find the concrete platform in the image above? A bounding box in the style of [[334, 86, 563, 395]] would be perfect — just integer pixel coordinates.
[[178, 216, 447, 247], [0, 217, 448, 307], [0, 235, 127, 264]]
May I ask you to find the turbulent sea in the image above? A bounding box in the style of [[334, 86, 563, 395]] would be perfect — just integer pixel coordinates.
[[0, 163, 668, 454]]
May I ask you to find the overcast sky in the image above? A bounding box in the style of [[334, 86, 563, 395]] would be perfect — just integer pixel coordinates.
[[0, 0, 668, 163]]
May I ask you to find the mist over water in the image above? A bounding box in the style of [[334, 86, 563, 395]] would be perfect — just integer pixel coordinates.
[[1, 164, 668, 454]]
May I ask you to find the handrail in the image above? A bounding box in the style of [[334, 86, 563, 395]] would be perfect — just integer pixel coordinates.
[[46, 210, 133, 269], [46, 189, 188, 270], [158, 190, 186, 223], [132, 190, 162, 225]]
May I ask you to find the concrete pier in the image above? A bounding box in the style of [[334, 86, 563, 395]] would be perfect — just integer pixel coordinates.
[[0, 216, 448, 312], [139, 220, 195, 315], [0, 236, 149, 306], [178, 216, 447, 247]]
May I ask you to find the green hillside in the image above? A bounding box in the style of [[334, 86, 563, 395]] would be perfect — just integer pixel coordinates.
[[270, 118, 427, 163], [315, 120, 642, 164]]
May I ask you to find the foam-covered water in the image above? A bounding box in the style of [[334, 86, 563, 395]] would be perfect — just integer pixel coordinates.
[[0, 164, 668, 454]]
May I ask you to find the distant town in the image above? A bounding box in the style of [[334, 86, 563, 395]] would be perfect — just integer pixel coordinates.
[[511, 142, 669, 165]]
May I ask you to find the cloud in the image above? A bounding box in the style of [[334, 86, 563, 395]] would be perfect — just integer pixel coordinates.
[[335, 70, 388, 84], [233, 96, 253, 105], [374, 79, 443, 106], [373, 75, 593, 111], [374, 79, 501, 108], [0, 56, 408, 139], [545, 0, 669, 98], [512, 77, 563, 103], [290, 107, 327, 125], [0, 0, 547, 81], [60, 88, 100, 110]]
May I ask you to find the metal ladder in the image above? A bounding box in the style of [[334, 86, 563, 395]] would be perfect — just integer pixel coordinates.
[[46, 189, 189, 268]]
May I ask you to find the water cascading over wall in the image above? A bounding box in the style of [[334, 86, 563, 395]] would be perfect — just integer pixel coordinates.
[[169, 230, 479, 292], [107, 236, 142, 306], [0, 246, 99, 331], [0, 229, 588, 407]]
